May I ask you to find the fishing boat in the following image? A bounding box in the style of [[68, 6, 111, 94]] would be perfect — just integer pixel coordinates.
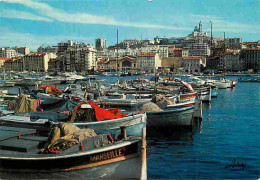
[[188, 76, 206, 87], [166, 99, 195, 109], [0, 101, 147, 137], [146, 106, 195, 128], [0, 81, 15, 87], [179, 92, 197, 102], [37, 93, 64, 105], [0, 124, 147, 179], [99, 92, 151, 107], [197, 87, 211, 102], [15, 77, 42, 86], [214, 78, 229, 89]]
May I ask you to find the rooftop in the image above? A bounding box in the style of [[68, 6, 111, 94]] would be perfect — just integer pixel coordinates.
[[25, 52, 46, 57], [183, 57, 201, 60], [243, 48, 260, 51], [138, 52, 156, 57], [0, 57, 12, 61], [97, 59, 106, 64]]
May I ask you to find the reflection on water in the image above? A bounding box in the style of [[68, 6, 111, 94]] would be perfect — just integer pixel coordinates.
[[147, 119, 202, 142]]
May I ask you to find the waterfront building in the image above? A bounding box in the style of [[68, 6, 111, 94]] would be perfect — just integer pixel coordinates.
[[95, 38, 106, 50], [161, 57, 183, 72], [206, 56, 221, 71], [220, 52, 242, 72], [15, 47, 30, 55], [107, 58, 117, 72], [0, 57, 11, 71], [57, 40, 73, 54], [121, 39, 141, 49], [240, 48, 260, 72], [97, 58, 108, 72], [96, 49, 108, 59], [48, 58, 61, 72], [137, 53, 161, 73], [97, 55, 137, 73], [3, 56, 24, 72], [182, 57, 203, 73], [172, 48, 189, 57], [168, 45, 175, 57], [226, 38, 242, 49], [241, 42, 260, 49], [118, 55, 137, 73], [4, 53, 55, 72], [188, 43, 210, 57], [107, 47, 129, 58], [24, 52, 56, 72], [0, 48, 17, 58], [37, 46, 58, 53], [60, 44, 97, 72]]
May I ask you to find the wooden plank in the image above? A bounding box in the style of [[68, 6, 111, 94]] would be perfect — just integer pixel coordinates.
[[0, 127, 36, 141], [0, 126, 36, 133], [0, 139, 40, 152]]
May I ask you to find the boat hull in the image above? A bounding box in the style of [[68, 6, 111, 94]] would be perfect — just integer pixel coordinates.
[[75, 113, 147, 137], [146, 106, 194, 127], [0, 140, 142, 179], [211, 88, 218, 97], [37, 93, 63, 105], [198, 90, 211, 102], [179, 92, 197, 102], [0, 113, 147, 137], [99, 99, 151, 107], [215, 82, 228, 89]]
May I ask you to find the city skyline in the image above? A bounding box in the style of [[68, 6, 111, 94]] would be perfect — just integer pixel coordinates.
[[0, 0, 259, 50]]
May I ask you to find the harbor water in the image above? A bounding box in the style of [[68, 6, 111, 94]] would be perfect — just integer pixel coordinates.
[[147, 81, 260, 179], [2, 75, 260, 179]]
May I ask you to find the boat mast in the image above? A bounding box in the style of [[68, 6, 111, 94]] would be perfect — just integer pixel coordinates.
[[223, 32, 226, 77], [116, 29, 119, 91], [210, 21, 213, 77]]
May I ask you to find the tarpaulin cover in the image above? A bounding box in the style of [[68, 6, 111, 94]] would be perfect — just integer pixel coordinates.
[[38, 86, 62, 95], [73, 101, 127, 121], [8, 95, 44, 113], [181, 81, 194, 92]]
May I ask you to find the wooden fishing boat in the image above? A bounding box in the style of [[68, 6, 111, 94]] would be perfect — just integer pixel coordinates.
[[214, 78, 230, 89], [99, 92, 151, 107], [197, 87, 211, 103], [0, 81, 15, 87], [37, 93, 64, 105], [146, 106, 195, 128], [166, 99, 195, 109], [0, 112, 147, 137], [179, 92, 197, 102], [14, 78, 42, 86], [0, 125, 146, 179]]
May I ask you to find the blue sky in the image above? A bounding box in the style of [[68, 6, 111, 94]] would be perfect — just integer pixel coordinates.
[[0, 0, 259, 50]]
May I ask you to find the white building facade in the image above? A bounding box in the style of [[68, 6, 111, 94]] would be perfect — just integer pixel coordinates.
[[137, 53, 161, 73], [188, 43, 210, 57], [183, 57, 202, 73]]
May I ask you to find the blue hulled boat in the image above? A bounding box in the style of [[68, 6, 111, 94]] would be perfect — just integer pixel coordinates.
[[0, 125, 146, 179]]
